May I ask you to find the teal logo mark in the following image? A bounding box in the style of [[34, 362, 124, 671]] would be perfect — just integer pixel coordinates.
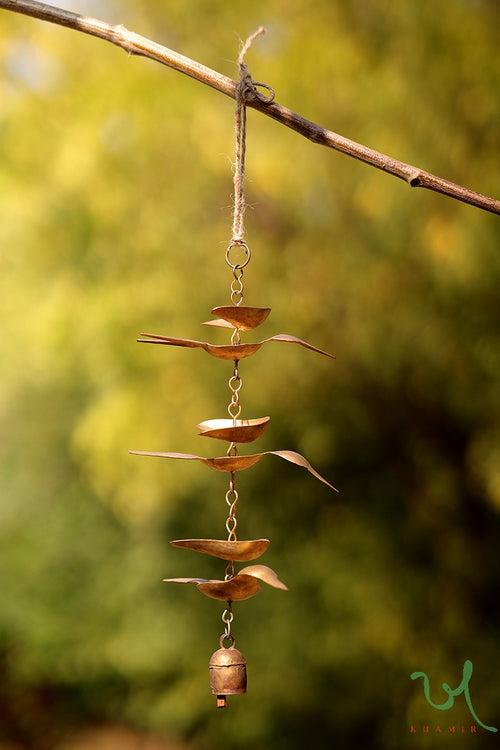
[[410, 659, 497, 734]]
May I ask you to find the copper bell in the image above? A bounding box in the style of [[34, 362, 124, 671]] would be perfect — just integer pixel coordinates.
[[209, 636, 247, 708]]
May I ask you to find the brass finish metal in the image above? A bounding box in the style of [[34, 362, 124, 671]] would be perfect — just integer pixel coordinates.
[[163, 564, 288, 601], [170, 538, 270, 561], [225, 240, 251, 270], [198, 576, 261, 601], [270, 449, 339, 491], [209, 640, 247, 706], [202, 318, 234, 329], [138, 332, 335, 360], [208, 454, 261, 472], [238, 564, 288, 590], [224, 472, 239, 546], [129, 29, 338, 708], [130, 449, 338, 491], [206, 305, 271, 331], [197, 417, 270, 443], [163, 575, 260, 601], [130, 451, 261, 472]]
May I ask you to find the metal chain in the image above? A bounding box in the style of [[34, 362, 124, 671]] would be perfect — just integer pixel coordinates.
[[227, 362, 242, 427], [220, 374, 240, 632], [225, 239, 250, 312], [221, 601, 234, 640], [224, 470, 238, 581], [230, 268, 244, 311], [225, 472, 238, 541], [225, 361, 241, 582]]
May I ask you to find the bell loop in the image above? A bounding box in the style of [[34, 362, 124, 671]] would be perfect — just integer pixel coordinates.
[[219, 633, 236, 649]]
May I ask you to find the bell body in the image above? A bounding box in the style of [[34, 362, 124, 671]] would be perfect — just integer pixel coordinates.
[[209, 645, 247, 706]]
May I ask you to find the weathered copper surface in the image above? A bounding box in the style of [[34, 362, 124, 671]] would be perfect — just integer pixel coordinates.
[[205, 306, 271, 331], [238, 564, 288, 590], [198, 576, 261, 601], [163, 575, 260, 601], [270, 449, 339, 491], [130, 449, 338, 491], [163, 564, 287, 601], [202, 318, 234, 329], [209, 645, 247, 699], [130, 451, 262, 472], [197, 417, 270, 443], [138, 332, 335, 360], [170, 538, 270, 561]]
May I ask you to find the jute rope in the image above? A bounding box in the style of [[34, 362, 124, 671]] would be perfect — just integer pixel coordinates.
[[231, 27, 275, 244]]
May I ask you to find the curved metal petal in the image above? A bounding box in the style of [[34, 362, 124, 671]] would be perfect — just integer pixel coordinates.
[[197, 575, 261, 601], [197, 417, 270, 443], [139, 335, 202, 349], [238, 564, 288, 590], [130, 451, 201, 460], [170, 538, 270, 561], [203, 343, 261, 359], [138, 333, 335, 361], [138, 334, 261, 360], [266, 334, 335, 359], [163, 577, 208, 584], [268, 450, 338, 492], [163, 564, 287, 601], [163, 575, 259, 601], [208, 306, 271, 331], [130, 449, 337, 490], [202, 318, 234, 329], [205, 454, 265, 471], [129, 451, 264, 472]]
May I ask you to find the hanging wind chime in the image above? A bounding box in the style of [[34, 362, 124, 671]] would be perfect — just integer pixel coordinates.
[[131, 28, 337, 708]]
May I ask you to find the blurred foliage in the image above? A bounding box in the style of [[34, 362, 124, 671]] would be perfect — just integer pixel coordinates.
[[0, 1, 500, 748]]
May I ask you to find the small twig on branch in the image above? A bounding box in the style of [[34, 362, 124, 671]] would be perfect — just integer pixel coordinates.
[[0, 0, 498, 215]]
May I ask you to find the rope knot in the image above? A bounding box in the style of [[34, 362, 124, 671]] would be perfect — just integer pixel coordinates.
[[237, 62, 275, 105]]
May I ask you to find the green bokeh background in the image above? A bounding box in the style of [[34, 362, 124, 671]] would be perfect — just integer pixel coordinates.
[[1, 1, 499, 748]]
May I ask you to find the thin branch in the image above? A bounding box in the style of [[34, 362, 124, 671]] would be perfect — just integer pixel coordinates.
[[0, 0, 498, 215]]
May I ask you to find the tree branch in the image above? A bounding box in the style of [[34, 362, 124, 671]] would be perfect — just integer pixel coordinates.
[[1, 0, 498, 215]]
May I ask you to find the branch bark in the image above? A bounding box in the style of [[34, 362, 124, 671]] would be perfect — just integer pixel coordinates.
[[1, 0, 498, 215]]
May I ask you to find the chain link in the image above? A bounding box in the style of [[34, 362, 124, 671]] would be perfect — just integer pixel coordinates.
[[227, 362, 242, 425], [225, 240, 251, 271], [219, 602, 234, 648], [221, 601, 234, 638], [226, 241, 249, 309], [230, 267, 245, 309], [225, 472, 238, 544], [225, 362, 241, 576], [222, 238, 251, 638], [231, 320, 241, 346]]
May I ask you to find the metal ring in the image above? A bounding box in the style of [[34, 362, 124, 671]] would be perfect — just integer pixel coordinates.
[[225, 240, 251, 270], [228, 403, 242, 419], [229, 377, 242, 393], [220, 634, 235, 649]]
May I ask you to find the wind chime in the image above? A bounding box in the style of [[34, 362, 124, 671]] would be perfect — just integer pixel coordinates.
[[131, 29, 337, 708]]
